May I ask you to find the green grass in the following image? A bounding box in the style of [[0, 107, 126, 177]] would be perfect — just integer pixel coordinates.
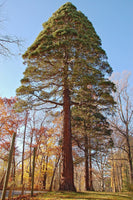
[[31, 191, 133, 200]]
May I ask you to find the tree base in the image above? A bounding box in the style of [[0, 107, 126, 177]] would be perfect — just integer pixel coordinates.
[[59, 177, 76, 191]]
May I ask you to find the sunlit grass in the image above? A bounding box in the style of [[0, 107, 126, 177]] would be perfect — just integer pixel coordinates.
[[30, 191, 133, 200]]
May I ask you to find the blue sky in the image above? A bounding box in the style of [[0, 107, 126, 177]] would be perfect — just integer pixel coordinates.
[[0, 0, 133, 98]]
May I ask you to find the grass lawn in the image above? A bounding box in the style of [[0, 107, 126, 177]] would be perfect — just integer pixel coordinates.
[[30, 191, 133, 200]]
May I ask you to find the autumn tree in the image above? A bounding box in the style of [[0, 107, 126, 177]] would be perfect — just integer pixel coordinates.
[[16, 2, 115, 191], [0, 97, 22, 189], [22, 117, 61, 191], [0, 97, 21, 159], [21, 110, 48, 189]]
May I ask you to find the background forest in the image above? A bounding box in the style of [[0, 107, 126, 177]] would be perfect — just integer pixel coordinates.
[[0, 0, 133, 195]]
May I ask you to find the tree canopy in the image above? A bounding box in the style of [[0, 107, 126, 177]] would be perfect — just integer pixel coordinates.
[[16, 2, 115, 110]]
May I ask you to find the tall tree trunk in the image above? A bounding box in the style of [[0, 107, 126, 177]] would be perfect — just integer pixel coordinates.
[[84, 134, 90, 190], [59, 71, 75, 191], [21, 111, 28, 186]]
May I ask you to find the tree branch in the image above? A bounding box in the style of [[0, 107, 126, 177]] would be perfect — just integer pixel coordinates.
[[33, 93, 63, 106]]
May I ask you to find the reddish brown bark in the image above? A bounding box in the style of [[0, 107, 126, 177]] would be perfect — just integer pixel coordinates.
[[59, 79, 76, 191]]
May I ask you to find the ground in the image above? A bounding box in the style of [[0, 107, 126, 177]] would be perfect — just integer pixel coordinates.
[[29, 191, 133, 200]]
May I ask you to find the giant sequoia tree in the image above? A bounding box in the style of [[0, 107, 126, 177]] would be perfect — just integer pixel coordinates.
[[16, 2, 115, 191]]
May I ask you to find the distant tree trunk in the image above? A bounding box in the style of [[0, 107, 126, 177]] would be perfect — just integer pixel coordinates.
[[59, 70, 76, 191], [78, 173, 82, 191], [119, 164, 123, 191], [29, 133, 33, 179], [43, 173, 47, 190], [84, 134, 90, 191], [100, 163, 105, 192], [116, 164, 121, 192], [101, 173, 105, 192], [111, 150, 117, 192], [0, 171, 6, 188], [31, 147, 36, 197], [27, 133, 33, 190], [126, 126, 133, 184], [21, 111, 28, 186], [49, 156, 60, 191], [1, 132, 16, 200], [89, 136, 94, 191], [58, 158, 62, 188], [12, 155, 16, 183], [43, 155, 48, 190]]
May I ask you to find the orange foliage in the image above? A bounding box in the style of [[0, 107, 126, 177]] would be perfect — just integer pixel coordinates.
[[0, 97, 22, 159]]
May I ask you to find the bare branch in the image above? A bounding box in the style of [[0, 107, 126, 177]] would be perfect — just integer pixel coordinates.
[[117, 93, 126, 124], [33, 93, 63, 106]]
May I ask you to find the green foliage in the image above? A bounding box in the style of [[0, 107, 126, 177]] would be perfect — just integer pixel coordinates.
[[16, 2, 115, 112]]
